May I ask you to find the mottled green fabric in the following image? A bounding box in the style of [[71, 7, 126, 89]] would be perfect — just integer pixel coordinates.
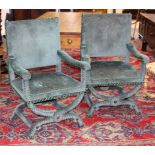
[[89, 61, 143, 86], [12, 72, 85, 102]]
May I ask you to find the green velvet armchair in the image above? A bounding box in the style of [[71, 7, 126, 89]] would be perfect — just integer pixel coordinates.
[[6, 18, 90, 138], [81, 14, 149, 116]]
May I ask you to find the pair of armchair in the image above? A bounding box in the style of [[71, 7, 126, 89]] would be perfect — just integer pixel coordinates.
[[6, 14, 149, 138]]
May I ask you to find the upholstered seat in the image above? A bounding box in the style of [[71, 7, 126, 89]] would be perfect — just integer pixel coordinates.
[[144, 62, 155, 98], [147, 62, 155, 78], [12, 72, 84, 102], [90, 61, 142, 86]]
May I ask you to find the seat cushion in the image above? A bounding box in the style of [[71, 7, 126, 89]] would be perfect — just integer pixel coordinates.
[[147, 62, 155, 78], [12, 72, 84, 102], [89, 61, 143, 86]]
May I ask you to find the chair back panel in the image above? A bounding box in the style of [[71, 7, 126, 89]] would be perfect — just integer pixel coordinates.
[[6, 18, 60, 69], [81, 14, 131, 57]]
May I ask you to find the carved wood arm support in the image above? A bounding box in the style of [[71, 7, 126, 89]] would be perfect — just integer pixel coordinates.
[[8, 56, 31, 80], [126, 43, 150, 64], [8, 56, 31, 100], [57, 50, 90, 70], [80, 44, 90, 62]]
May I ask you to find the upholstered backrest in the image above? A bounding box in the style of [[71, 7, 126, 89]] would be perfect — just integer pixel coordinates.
[[81, 14, 131, 57], [6, 18, 60, 69]]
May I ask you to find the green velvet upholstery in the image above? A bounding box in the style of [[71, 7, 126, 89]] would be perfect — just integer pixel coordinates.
[[12, 72, 85, 103], [6, 19, 60, 69], [89, 61, 143, 86], [6, 18, 90, 138], [81, 14, 149, 116]]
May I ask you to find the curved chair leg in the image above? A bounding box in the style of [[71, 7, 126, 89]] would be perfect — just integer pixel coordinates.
[[86, 84, 142, 116], [11, 93, 84, 139], [127, 98, 141, 114], [84, 91, 97, 116], [11, 102, 33, 128], [28, 110, 84, 139], [11, 102, 32, 128], [11, 102, 26, 122]]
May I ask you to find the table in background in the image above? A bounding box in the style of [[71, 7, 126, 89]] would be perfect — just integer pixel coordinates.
[[0, 9, 2, 80], [139, 13, 155, 50], [38, 12, 105, 49]]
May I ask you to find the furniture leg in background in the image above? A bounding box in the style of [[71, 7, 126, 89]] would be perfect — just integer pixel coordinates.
[[0, 9, 2, 80], [0, 9, 2, 46], [139, 13, 155, 51]]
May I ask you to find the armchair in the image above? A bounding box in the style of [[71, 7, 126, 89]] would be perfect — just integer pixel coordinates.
[[6, 18, 90, 138], [81, 14, 149, 116]]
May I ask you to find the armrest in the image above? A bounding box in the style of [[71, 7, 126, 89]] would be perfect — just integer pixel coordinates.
[[57, 50, 90, 70], [8, 56, 31, 80], [127, 43, 149, 63]]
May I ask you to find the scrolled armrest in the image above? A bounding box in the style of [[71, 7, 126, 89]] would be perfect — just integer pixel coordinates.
[[57, 50, 91, 70], [8, 56, 31, 80], [127, 43, 149, 63]]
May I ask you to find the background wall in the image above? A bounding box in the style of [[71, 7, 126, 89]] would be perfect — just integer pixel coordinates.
[[107, 9, 123, 13], [1, 9, 123, 35]]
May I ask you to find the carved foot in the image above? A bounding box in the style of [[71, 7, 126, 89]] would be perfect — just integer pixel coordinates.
[[126, 98, 141, 114], [28, 125, 40, 139], [129, 103, 141, 114], [76, 117, 84, 127]]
